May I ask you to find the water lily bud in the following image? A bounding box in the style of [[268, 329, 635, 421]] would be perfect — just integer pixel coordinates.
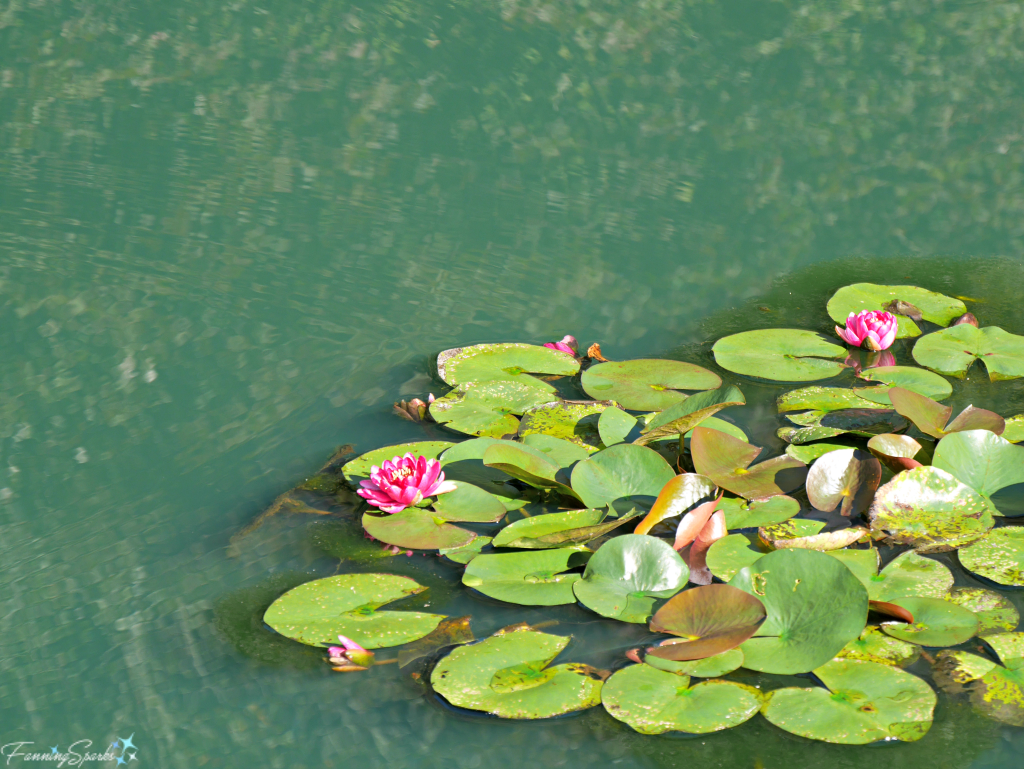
[[543, 335, 579, 356], [835, 310, 898, 351], [952, 312, 979, 327]]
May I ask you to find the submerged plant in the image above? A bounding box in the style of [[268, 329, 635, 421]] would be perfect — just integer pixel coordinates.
[[356, 453, 457, 513], [836, 310, 898, 351]]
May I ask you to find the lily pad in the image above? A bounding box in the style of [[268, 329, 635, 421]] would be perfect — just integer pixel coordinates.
[[431, 625, 602, 719], [520, 433, 591, 467], [881, 597, 980, 647], [436, 343, 579, 388], [462, 548, 590, 605], [867, 466, 997, 553], [785, 442, 859, 464], [760, 521, 868, 552], [828, 548, 881, 586], [363, 509, 477, 550], [959, 527, 1024, 586], [517, 400, 608, 452], [439, 439, 525, 509], [570, 444, 676, 510], [712, 329, 847, 382], [581, 359, 721, 411], [706, 533, 765, 582], [430, 381, 551, 438], [491, 508, 634, 549], [806, 449, 882, 517], [933, 430, 1024, 503], [343, 441, 455, 485], [758, 518, 826, 548], [647, 584, 766, 660], [889, 387, 1004, 439], [439, 537, 492, 564], [827, 283, 965, 338], [730, 548, 869, 674], [854, 365, 953, 403], [777, 386, 878, 414], [778, 408, 908, 445], [867, 433, 924, 474], [913, 325, 1024, 381], [572, 535, 688, 623], [397, 616, 475, 669], [946, 587, 1020, 636], [635, 386, 746, 446], [645, 648, 745, 677], [1004, 415, 1024, 443], [682, 417, 748, 445], [837, 626, 921, 667], [263, 574, 444, 648], [482, 442, 575, 496], [597, 406, 639, 446], [601, 665, 762, 734], [762, 658, 936, 743], [691, 427, 806, 499], [933, 645, 1024, 726], [866, 550, 954, 602], [720, 495, 800, 529], [431, 481, 508, 523], [633, 473, 718, 535]]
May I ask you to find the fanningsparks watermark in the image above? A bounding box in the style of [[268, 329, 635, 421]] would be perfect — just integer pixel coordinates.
[[1, 735, 139, 766]]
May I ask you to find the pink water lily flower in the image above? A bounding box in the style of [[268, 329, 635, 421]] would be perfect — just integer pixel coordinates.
[[836, 310, 898, 351], [543, 335, 579, 356], [357, 453, 457, 513], [328, 635, 375, 670]]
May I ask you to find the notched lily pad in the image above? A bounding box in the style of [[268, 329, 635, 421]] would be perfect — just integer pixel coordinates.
[[854, 365, 953, 403], [597, 406, 638, 446], [805, 448, 881, 517], [934, 645, 1024, 727], [827, 283, 965, 338], [959, 527, 1024, 586], [517, 401, 609, 452], [912, 325, 1024, 381], [570, 444, 676, 509], [635, 386, 745, 446], [363, 509, 477, 551], [865, 550, 954, 602], [867, 433, 923, 474], [946, 587, 1020, 636], [838, 626, 921, 668], [706, 532, 765, 582], [491, 508, 637, 549], [462, 548, 590, 606], [647, 584, 766, 661], [581, 359, 721, 411], [645, 648, 744, 677], [712, 329, 848, 382], [889, 387, 1004, 439], [691, 427, 806, 499], [719, 495, 799, 529], [881, 597, 980, 647], [778, 408, 908, 445], [430, 381, 551, 437], [343, 441, 455, 485], [436, 343, 579, 388], [933, 429, 1024, 502]]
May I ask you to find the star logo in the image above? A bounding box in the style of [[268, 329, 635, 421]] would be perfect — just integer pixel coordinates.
[[118, 735, 137, 752], [127, 752, 138, 762], [116, 757, 127, 767], [50, 747, 59, 755], [110, 740, 121, 751]]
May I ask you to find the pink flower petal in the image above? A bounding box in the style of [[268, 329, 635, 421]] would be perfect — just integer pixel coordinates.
[[418, 460, 442, 492], [431, 479, 458, 496], [835, 325, 862, 346]]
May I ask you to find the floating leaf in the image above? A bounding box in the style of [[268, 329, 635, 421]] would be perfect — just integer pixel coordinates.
[[570, 444, 676, 509], [912, 325, 1024, 381], [645, 648, 745, 677], [777, 386, 877, 414], [520, 433, 591, 467], [806, 448, 881, 517], [431, 625, 602, 719], [633, 474, 718, 535], [343, 441, 455, 485], [572, 534, 688, 623], [462, 548, 590, 605], [757, 518, 825, 548], [397, 616, 475, 669], [933, 430, 1024, 504], [785, 441, 858, 464], [431, 481, 507, 523], [889, 387, 1004, 439], [865, 550, 954, 602], [601, 665, 762, 734], [959, 527, 1024, 586], [762, 658, 936, 743], [767, 526, 869, 552], [719, 495, 799, 529], [436, 343, 579, 388], [837, 626, 921, 667], [730, 549, 869, 674], [682, 417, 748, 444], [691, 427, 806, 499], [263, 574, 444, 648], [1004, 415, 1024, 443], [439, 537, 492, 564], [482, 442, 575, 496], [933, 646, 1024, 726], [362, 508, 477, 551], [712, 329, 847, 382], [491, 508, 631, 549], [778, 408, 908, 445], [517, 401, 608, 452], [597, 406, 638, 446], [881, 597, 979, 647], [827, 283, 965, 338], [867, 466, 997, 552], [430, 381, 553, 437], [581, 359, 721, 411], [647, 584, 766, 660], [946, 587, 1020, 636], [854, 365, 953, 403], [706, 533, 764, 582], [635, 386, 746, 446], [867, 433, 924, 474], [828, 548, 881, 586], [439, 438, 525, 509]]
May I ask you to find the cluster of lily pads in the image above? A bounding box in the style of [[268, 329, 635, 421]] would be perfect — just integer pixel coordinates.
[[261, 282, 1024, 744]]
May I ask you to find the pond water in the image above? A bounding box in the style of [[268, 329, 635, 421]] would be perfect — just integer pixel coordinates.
[[2, 0, 1024, 766]]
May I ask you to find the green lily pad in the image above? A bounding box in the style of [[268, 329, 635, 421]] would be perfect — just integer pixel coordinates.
[[867, 433, 924, 474], [581, 359, 721, 411], [439, 536, 492, 564], [837, 626, 921, 667], [933, 430, 1024, 503], [712, 329, 848, 382], [758, 518, 826, 548], [342, 441, 455, 485], [933, 645, 1024, 726], [720, 495, 800, 529], [517, 400, 608, 452], [913, 325, 1024, 381], [985, 632, 1024, 667], [854, 365, 953, 403], [572, 534, 688, 623], [570, 444, 676, 509], [520, 433, 591, 467], [362, 509, 477, 551], [430, 381, 551, 437], [882, 597, 980, 647], [602, 665, 762, 734], [263, 574, 444, 648], [730, 548, 868, 674], [462, 548, 590, 605], [635, 386, 746, 446], [1004, 415, 1024, 443], [889, 387, 1005, 439], [706, 533, 765, 581], [491, 508, 635, 549], [777, 386, 878, 414], [867, 466, 997, 553], [778, 408, 909, 445], [785, 441, 859, 464], [647, 584, 766, 660], [431, 625, 602, 719], [436, 343, 579, 388], [762, 658, 936, 743], [959, 527, 1024, 586], [866, 550, 954, 602], [946, 587, 1020, 636], [645, 648, 745, 677], [806, 448, 882, 517], [482, 442, 576, 496], [597, 406, 638, 446], [691, 427, 806, 499], [827, 283, 965, 338], [439, 438, 525, 510], [633, 473, 718, 535], [682, 416, 748, 445], [431, 481, 508, 523], [828, 548, 881, 587]]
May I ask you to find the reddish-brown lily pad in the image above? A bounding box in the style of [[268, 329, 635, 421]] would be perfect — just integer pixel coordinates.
[[867, 433, 924, 473], [889, 387, 1005, 439], [647, 584, 767, 661], [691, 427, 806, 499]]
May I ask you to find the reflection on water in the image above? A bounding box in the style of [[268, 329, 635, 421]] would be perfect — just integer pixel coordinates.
[[1, 0, 1024, 766]]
